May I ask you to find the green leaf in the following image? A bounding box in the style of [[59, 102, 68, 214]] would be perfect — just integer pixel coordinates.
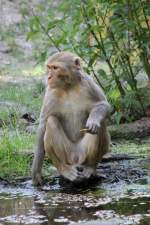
[[114, 111, 123, 125], [26, 31, 38, 41], [98, 69, 108, 79], [46, 19, 64, 31]]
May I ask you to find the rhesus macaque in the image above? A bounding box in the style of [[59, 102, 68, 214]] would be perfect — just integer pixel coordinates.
[[32, 51, 110, 185]]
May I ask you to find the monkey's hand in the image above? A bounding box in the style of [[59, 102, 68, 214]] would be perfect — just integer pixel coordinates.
[[85, 118, 100, 134], [32, 171, 43, 186]]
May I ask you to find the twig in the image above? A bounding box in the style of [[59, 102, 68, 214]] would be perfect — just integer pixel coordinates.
[[80, 128, 89, 132], [31, 8, 61, 51]]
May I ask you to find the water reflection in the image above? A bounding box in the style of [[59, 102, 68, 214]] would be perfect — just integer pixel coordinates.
[[0, 185, 149, 225]]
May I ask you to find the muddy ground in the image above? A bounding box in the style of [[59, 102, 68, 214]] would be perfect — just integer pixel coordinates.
[[0, 155, 149, 225]]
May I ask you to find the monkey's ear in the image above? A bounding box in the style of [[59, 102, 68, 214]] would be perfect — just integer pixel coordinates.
[[74, 58, 81, 69]]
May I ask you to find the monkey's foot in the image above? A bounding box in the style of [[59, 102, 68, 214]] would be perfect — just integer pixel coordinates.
[[59, 165, 96, 182], [60, 165, 79, 181], [60, 166, 96, 183], [32, 172, 43, 186]]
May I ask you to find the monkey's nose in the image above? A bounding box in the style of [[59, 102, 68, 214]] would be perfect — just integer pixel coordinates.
[[77, 166, 83, 172], [48, 75, 52, 80]]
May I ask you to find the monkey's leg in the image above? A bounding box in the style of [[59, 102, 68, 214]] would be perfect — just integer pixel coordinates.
[[79, 126, 110, 178], [78, 133, 99, 178], [98, 126, 110, 156], [44, 116, 79, 181]]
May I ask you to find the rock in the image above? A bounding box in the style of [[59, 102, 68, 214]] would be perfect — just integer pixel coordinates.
[[0, 0, 22, 26], [18, 118, 30, 127], [109, 117, 150, 140], [26, 124, 38, 134], [21, 113, 36, 123], [0, 41, 11, 53]]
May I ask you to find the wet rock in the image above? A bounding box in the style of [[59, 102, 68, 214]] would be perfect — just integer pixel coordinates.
[[97, 158, 149, 184], [71, 220, 119, 225]]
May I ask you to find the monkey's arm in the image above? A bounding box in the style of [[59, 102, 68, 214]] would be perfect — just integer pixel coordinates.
[[32, 121, 46, 185], [32, 88, 54, 185], [85, 76, 111, 134]]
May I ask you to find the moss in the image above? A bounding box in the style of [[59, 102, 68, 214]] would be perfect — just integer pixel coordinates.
[[112, 138, 150, 157]]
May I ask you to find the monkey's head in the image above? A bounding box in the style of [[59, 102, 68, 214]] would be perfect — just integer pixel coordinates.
[[46, 51, 82, 89]]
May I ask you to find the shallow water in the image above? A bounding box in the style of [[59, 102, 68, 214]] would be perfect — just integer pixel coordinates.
[[0, 159, 150, 225]]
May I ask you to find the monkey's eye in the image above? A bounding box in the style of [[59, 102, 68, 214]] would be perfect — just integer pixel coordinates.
[[52, 66, 58, 70]]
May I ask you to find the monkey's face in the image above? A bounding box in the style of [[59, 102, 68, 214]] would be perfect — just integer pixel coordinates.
[[47, 62, 72, 88], [47, 60, 81, 89]]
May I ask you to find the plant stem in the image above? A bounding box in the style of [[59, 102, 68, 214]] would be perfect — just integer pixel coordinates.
[[81, 3, 125, 97], [140, 0, 150, 33], [31, 9, 61, 51]]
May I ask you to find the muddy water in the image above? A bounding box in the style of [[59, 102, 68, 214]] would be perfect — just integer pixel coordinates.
[[0, 160, 150, 225]]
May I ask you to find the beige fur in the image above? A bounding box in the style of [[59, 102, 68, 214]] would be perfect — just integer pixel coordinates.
[[32, 52, 110, 185]]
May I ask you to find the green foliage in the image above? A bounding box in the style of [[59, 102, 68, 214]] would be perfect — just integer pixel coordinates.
[[0, 84, 43, 113], [0, 128, 35, 178], [27, 0, 150, 123], [114, 112, 123, 125], [0, 78, 44, 179]]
